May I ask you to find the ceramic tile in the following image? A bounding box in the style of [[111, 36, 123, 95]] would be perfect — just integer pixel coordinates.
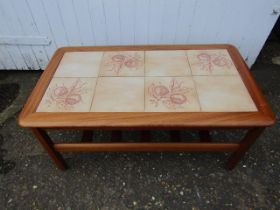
[[99, 51, 144, 76], [37, 77, 97, 112], [187, 49, 239, 75], [194, 76, 257, 112], [145, 77, 200, 112], [145, 50, 191, 76], [91, 77, 144, 112], [54, 52, 103, 77]]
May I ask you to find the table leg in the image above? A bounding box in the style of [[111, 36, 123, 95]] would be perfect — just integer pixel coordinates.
[[199, 130, 212, 142], [225, 127, 265, 170], [31, 128, 67, 170]]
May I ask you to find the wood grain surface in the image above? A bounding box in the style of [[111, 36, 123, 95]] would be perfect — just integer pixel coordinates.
[[19, 44, 276, 129]]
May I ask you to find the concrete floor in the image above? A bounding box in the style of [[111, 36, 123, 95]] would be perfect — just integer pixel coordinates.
[[0, 41, 280, 210]]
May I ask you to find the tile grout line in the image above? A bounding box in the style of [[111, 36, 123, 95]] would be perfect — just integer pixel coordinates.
[[185, 50, 193, 76], [88, 52, 105, 112], [185, 50, 202, 112], [225, 49, 239, 73], [184, 50, 192, 76], [87, 78, 98, 112], [191, 77, 202, 112]]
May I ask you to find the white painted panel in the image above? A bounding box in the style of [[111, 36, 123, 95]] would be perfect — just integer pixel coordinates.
[[134, 0, 149, 44], [0, 1, 28, 69], [161, 0, 181, 44], [26, 0, 57, 59], [0, 48, 6, 69], [42, 0, 69, 47], [119, 0, 135, 44], [199, 0, 227, 42], [148, 0, 165, 44], [226, 1, 257, 56], [215, 0, 240, 43], [174, 0, 197, 44], [0, 0, 279, 69], [11, 0, 50, 69], [0, 36, 50, 45], [5, 1, 40, 69], [0, 45, 26, 70], [0, 46, 15, 69], [103, 0, 121, 45], [87, 0, 108, 45], [56, 0, 81, 45], [72, 0, 95, 45], [246, 0, 280, 65], [187, 0, 212, 43]]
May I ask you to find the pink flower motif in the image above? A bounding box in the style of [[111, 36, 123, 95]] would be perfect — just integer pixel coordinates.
[[46, 79, 87, 110], [194, 52, 233, 73], [104, 53, 143, 75], [148, 79, 190, 109]]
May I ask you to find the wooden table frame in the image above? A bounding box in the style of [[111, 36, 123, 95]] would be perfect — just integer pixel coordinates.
[[19, 44, 275, 170]]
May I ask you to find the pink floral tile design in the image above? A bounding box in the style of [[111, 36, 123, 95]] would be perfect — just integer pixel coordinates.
[[99, 51, 144, 76], [145, 77, 200, 112], [91, 77, 144, 112], [54, 52, 103, 77], [37, 78, 97, 112], [187, 49, 238, 75], [145, 50, 191, 76], [193, 75, 257, 112]]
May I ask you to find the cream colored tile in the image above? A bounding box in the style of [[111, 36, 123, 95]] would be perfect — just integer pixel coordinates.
[[37, 77, 96, 112], [187, 49, 238, 75], [54, 52, 103, 77], [91, 77, 144, 112], [99, 51, 144, 76], [145, 77, 200, 112], [194, 76, 257, 112], [145, 50, 191, 76]]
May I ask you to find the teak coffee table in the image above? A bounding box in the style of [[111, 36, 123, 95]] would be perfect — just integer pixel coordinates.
[[19, 44, 275, 170]]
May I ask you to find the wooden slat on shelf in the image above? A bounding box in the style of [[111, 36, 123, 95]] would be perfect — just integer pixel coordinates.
[[54, 142, 239, 152]]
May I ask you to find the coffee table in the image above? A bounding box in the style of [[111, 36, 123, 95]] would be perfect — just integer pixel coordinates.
[[19, 44, 275, 170]]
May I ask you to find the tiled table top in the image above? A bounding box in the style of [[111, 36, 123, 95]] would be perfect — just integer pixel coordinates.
[[36, 49, 257, 113]]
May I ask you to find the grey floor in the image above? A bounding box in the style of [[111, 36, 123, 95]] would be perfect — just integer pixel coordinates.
[[0, 40, 280, 209]]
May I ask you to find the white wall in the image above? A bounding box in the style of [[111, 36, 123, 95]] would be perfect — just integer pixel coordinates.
[[0, 0, 279, 70]]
